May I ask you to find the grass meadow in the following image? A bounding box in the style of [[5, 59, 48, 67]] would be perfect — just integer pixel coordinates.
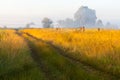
[[0, 29, 46, 80], [22, 32, 112, 80], [22, 28, 120, 78], [0, 28, 120, 80]]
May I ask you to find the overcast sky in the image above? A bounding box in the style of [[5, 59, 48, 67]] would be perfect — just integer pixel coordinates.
[[0, 0, 119, 27]]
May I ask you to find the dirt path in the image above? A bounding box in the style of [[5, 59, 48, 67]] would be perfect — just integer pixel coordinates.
[[16, 32, 50, 80], [17, 32, 119, 80]]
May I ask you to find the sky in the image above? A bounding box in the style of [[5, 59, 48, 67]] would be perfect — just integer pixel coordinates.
[[0, 0, 119, 28]]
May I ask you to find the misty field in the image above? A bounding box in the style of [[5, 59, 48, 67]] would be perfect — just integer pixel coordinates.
[[21, 29, 120, 78], [0, 28, 120, 80]]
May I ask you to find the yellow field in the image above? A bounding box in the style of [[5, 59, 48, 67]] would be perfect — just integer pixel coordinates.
[[21, 28, 120, 77], [0, 29, 120, 80], [0, 30, 45, 80]]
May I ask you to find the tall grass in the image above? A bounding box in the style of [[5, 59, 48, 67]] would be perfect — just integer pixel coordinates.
[[22, 28, 120, 77], [22, 33, 112, 80], [0, 30, 46, 80]]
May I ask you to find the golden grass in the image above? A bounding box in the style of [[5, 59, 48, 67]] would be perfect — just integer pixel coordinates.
[[0, 29, 46, 80], [22, 33, 111, 80], [21, 28, 120, 76]]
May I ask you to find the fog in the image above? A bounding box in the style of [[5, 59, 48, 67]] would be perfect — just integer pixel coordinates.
[[57, 6, 118, 29], [58, 6, 97, 28], [0, 16, 43, 28], [0, 0, 120, 29], [0, 6, 119, 29], [74, 6, 97, 27]]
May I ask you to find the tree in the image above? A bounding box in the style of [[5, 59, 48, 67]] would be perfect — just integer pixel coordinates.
[[74, 6, 97, 27], [96, 19, 104, 26], [58, 20, 66, 28], [106, 22, 111, 27], [26, 22, 35, 28], [58, 18, 74, 28], [4, 26, 7, 29], [42, 18, 53, 28]]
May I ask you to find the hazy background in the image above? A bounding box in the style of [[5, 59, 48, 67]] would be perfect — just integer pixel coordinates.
[[0, 0, 119, 28]]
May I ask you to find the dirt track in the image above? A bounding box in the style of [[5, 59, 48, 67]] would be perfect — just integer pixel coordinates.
[[16, 31, 119, 80]]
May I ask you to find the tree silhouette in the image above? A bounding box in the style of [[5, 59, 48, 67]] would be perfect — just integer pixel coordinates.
[[42, 18, 53, 28]]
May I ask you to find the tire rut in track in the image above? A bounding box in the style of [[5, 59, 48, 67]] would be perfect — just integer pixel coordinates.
[[16, 32, 51, 80], [23, 32, 120, 80]]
